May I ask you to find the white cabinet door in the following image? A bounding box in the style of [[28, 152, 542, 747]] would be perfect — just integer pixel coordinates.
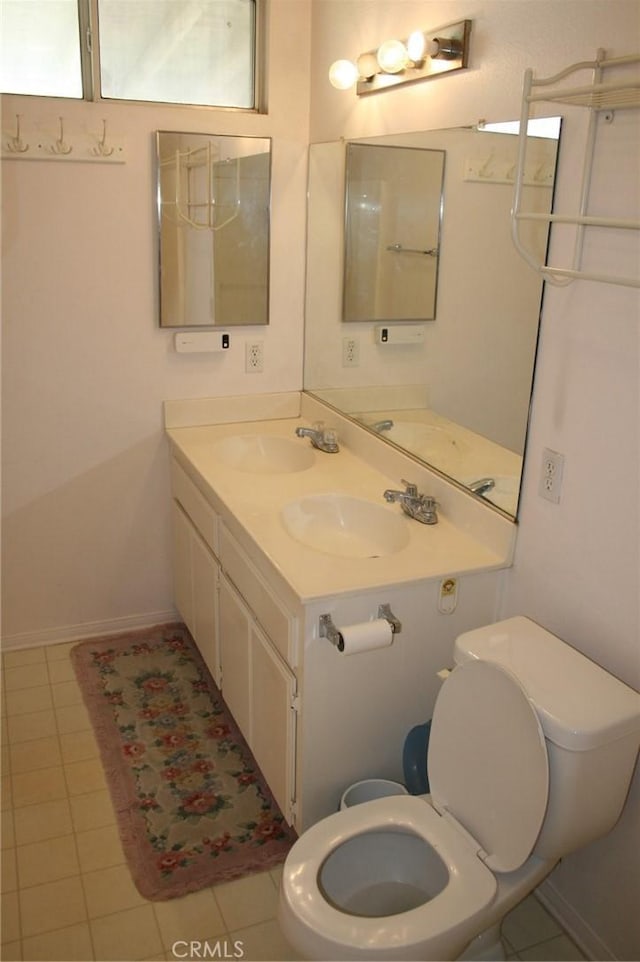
[[251, 622, 297, 823], [218, 573, 252, 743], [171, 500, 195, 636], [191, 527, 220, 686], [172, 500, 219, 685]]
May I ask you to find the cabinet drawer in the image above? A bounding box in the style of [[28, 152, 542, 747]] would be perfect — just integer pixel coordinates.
[[219, 524, 297, 667], [170, 458, 217, 554]]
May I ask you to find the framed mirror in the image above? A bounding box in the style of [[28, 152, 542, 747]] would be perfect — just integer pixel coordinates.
[[156, 131, 271, 328], [343, 143, 445, 322], [304, 120, 561, 519]]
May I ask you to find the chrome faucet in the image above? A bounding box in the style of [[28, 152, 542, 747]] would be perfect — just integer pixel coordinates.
[[383, 479, 438, 525], [371, 419, 394, 433], [295, 423, 340, 453], [468, 477, 496, 496]]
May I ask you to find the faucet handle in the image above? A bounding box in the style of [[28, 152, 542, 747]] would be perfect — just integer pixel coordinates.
[[401, 479, 419, 497]]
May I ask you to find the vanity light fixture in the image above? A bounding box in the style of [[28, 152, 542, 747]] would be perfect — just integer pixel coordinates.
[[329, 19, 471, 95]]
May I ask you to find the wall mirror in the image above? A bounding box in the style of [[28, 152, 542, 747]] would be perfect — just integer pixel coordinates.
[[156, 131, 271, 328], [343, 143, 445, 322], [304, 120, 561, 518]]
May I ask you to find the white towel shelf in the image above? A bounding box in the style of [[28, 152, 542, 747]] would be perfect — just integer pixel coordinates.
[[511, 50, 640, 288]]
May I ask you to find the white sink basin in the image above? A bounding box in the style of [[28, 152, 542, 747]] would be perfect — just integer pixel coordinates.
[[213, 435, 315, 474], [281, 494, 410, 559]]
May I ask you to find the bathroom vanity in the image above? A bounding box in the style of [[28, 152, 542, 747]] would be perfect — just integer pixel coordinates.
[[165, 392, 515, 831]]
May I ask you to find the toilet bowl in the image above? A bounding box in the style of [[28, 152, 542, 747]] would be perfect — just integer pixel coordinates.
[[280, 794, 499, 961], [278, 617, 640, 961]]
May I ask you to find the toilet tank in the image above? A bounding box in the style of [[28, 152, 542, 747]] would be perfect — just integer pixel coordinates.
[[454, 617, 640, 860]]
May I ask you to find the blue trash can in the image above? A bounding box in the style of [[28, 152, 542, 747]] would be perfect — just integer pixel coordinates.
[[402, 720, 432, 794]]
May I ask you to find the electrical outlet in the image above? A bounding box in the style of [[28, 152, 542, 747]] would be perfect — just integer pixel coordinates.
[[539, 447, 564, 503], [342, 336, 359, 367], [245, 341, 264, 373]]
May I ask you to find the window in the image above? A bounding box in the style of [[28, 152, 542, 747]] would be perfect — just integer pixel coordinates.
[[0, 0, 259, 109]]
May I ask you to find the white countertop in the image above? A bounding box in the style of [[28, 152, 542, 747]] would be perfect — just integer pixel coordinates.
[[166, 415, 511, 604]]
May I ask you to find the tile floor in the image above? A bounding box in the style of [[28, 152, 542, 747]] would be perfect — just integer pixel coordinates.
[[1, 640, 588, 962]]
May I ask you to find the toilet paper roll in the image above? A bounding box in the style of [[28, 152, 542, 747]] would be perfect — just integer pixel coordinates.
[[338, 618, 394, 655]]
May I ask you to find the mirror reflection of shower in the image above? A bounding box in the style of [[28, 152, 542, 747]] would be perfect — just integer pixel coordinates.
[[343, 144, 445, 322], [156, 131, 271, 328]]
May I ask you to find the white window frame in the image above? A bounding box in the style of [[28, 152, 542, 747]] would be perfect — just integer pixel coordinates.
[[4, 0, 265, 112]]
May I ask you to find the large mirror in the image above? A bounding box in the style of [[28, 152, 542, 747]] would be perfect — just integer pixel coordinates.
[[157, 131, 271, 327], [303, 121, 561, 519], [343, 143, 445, 322]]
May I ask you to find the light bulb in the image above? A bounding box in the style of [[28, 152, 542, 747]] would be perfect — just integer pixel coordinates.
[[376, 39, 409, 74], [328, 59, 359, 90], [406, 30, 426, 63], [356, 52, 379, 80]]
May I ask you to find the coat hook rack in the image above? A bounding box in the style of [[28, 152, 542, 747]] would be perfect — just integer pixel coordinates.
[[1, 115, 127, 164]]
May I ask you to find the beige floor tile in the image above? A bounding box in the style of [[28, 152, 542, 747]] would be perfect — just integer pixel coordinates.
[[46, 641, 77, 662], [1, 890, 20, 943], [76, 824, 125, 873], [10, 736, 62, 774], [16, 834, 80, 888], [19, 875, 87, 937], [1, 775, 12, 810], [13, 798, 73, 846], [70, 789, 116, 832], [4, 664, 50, 692], [60, 729, 100, 765], [519, 934, 586, 961], [0, 939, 22, 960], [3, 648, 46, 669], [2, 846, 18, 892], [11, 765, 67, 808], [6, 709, 57, 744], [213, 870, 279, 931], [55, 703, 92, 735], [153, 888, 226, 950], [48, 659, 77, 685], [4, 686, 54, 717], [51, 680, 83, 709], [2, 810, 16, 848], [64, 758, 108, 796], [231, 918, 301, 961], [502, 895, 562, 950], [90, 904, 163, 961], [83, 863, 147, 918], [22, 921, 95, 961]]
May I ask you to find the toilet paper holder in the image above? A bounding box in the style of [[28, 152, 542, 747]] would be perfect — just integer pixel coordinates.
[[320, 605, 402, 651]]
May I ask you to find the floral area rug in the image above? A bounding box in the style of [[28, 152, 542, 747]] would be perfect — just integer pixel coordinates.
[[71, 623, 296, 900]]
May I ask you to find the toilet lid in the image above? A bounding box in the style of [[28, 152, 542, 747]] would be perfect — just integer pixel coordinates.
[[428, 659, 549, 873]]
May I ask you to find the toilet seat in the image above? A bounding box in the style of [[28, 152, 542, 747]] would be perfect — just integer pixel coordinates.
[[279, 794, 497, 960]]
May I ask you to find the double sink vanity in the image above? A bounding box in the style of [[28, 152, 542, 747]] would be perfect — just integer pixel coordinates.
[[165, 391, 516, 831]]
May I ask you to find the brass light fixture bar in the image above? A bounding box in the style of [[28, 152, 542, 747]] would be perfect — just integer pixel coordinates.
[[329, 19, 472, 96]]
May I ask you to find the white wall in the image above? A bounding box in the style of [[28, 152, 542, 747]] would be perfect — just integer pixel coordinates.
[[308, 1, 639, 959], [1, 0, 312, 645]]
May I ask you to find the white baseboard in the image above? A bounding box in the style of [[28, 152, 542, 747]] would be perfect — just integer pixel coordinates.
[[1, 609, 180, 651], [536, 878, 615, 961]]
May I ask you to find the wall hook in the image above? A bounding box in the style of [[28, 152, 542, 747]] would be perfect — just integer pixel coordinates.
[[93, 119, 114, 157], [6, 114, 29, 153], [52, 116, 72, 155]]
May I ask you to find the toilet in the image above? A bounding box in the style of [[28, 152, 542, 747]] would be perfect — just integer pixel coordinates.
[[278, 617, 640, 961]]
